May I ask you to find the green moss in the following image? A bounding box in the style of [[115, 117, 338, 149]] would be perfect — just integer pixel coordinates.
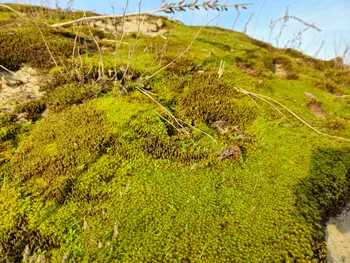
[[16, 100, 46, 122], [0, 22, 74, 70], [0, 6, 350, 262], [44, 82, 111, 113], [177, 73, 259, 129]]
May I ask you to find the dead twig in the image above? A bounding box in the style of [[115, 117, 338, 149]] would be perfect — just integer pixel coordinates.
[[234, 87, 350, 143]]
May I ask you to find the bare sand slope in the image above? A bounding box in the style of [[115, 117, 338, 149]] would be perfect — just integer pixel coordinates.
[[88, 16, 167, 37], [327, 204, 350, 263]]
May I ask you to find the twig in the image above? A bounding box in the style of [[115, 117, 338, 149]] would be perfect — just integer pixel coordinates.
[[234, 87, 350, 143], [275, 6, 289, 48]]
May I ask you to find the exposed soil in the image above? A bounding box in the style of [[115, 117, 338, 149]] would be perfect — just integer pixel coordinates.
[[273, 63, 287, 78], [308, 101, 326, 118], [217, 144, 242, 160], [88, 16, 167, 37], [236, 62, 258, 77], [327, 204, 350, 263], [0, 66, 45, 113]]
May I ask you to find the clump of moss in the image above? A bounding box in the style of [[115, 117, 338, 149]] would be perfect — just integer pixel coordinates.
[[235, 48, 274, 75], [44, 82, 111, 113], [0, 22, 74, 71], [177, 73, 259, 129], [16, 100, 46, 121]]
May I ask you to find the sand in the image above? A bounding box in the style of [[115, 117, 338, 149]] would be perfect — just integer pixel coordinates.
[[327, 204, 350, 263]]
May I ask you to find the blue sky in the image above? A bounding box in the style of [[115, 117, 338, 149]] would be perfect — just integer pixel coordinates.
[[3, 0, 350, 61]]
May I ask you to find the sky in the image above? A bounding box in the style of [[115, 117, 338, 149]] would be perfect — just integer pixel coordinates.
[[2, 0, 350, 61]]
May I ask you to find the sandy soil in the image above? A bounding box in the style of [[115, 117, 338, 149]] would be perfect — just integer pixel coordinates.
[[88, 16, 167, 37], [274, 63, 287, 77], [327, 204, 350, 263], [0, 66, 45, 113]]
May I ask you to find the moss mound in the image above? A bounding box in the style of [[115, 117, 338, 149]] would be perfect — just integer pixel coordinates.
[[0, 5, 350, 263], [0, 22, 74, 71]]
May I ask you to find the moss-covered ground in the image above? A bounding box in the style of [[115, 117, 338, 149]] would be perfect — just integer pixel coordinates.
[[0, 4, 350, 262]]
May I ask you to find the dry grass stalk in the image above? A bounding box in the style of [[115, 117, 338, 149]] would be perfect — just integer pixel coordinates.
[[252, 0, 267, 36], [51, 1, 252, 28], [218, 60, 225, 79], [243, 12, 254, 34], [231, 10, 240, 30], [314, 40, 325, 58], [268, 6, 321, 46], [341, 41, 350, 69], [0, 65, 15, 75], [234, 87, 350, 143]]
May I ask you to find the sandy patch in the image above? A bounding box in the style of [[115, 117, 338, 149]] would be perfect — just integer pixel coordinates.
[[327, 205, 350, 263], [273, 63, 287, 77], [0, 66, 45, 113], [88, 16, 167, 37]]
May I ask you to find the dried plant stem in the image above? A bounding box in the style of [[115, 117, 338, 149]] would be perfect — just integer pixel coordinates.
[[314, 40, 324, 58], [178, 119, 217, 144], [138, 87, 196, 145], [231, 10, 240, 30], [0, 65, 15, 75], [51, 2, 252, 28], [252, 0, 267, 36], [0, 4, 23, 16], [218, 60, 225, 79], [154, 110, 184, 136], [341, 41, 350, 69], [268, 6, 321, 46], [146, 27, 203, 81], [145, 1, 229, 81], [243, 12, 254, 34], [235, 87, 350, 143], [238, 88, 288, 120]]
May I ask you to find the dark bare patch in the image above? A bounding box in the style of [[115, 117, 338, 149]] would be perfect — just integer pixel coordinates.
[[217, 144, 242, 160], [308, 102, 326, 118], [236, 62, 258, 77]]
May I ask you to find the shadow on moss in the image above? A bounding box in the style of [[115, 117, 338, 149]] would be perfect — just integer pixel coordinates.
[[296, 147, 350, 261]]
